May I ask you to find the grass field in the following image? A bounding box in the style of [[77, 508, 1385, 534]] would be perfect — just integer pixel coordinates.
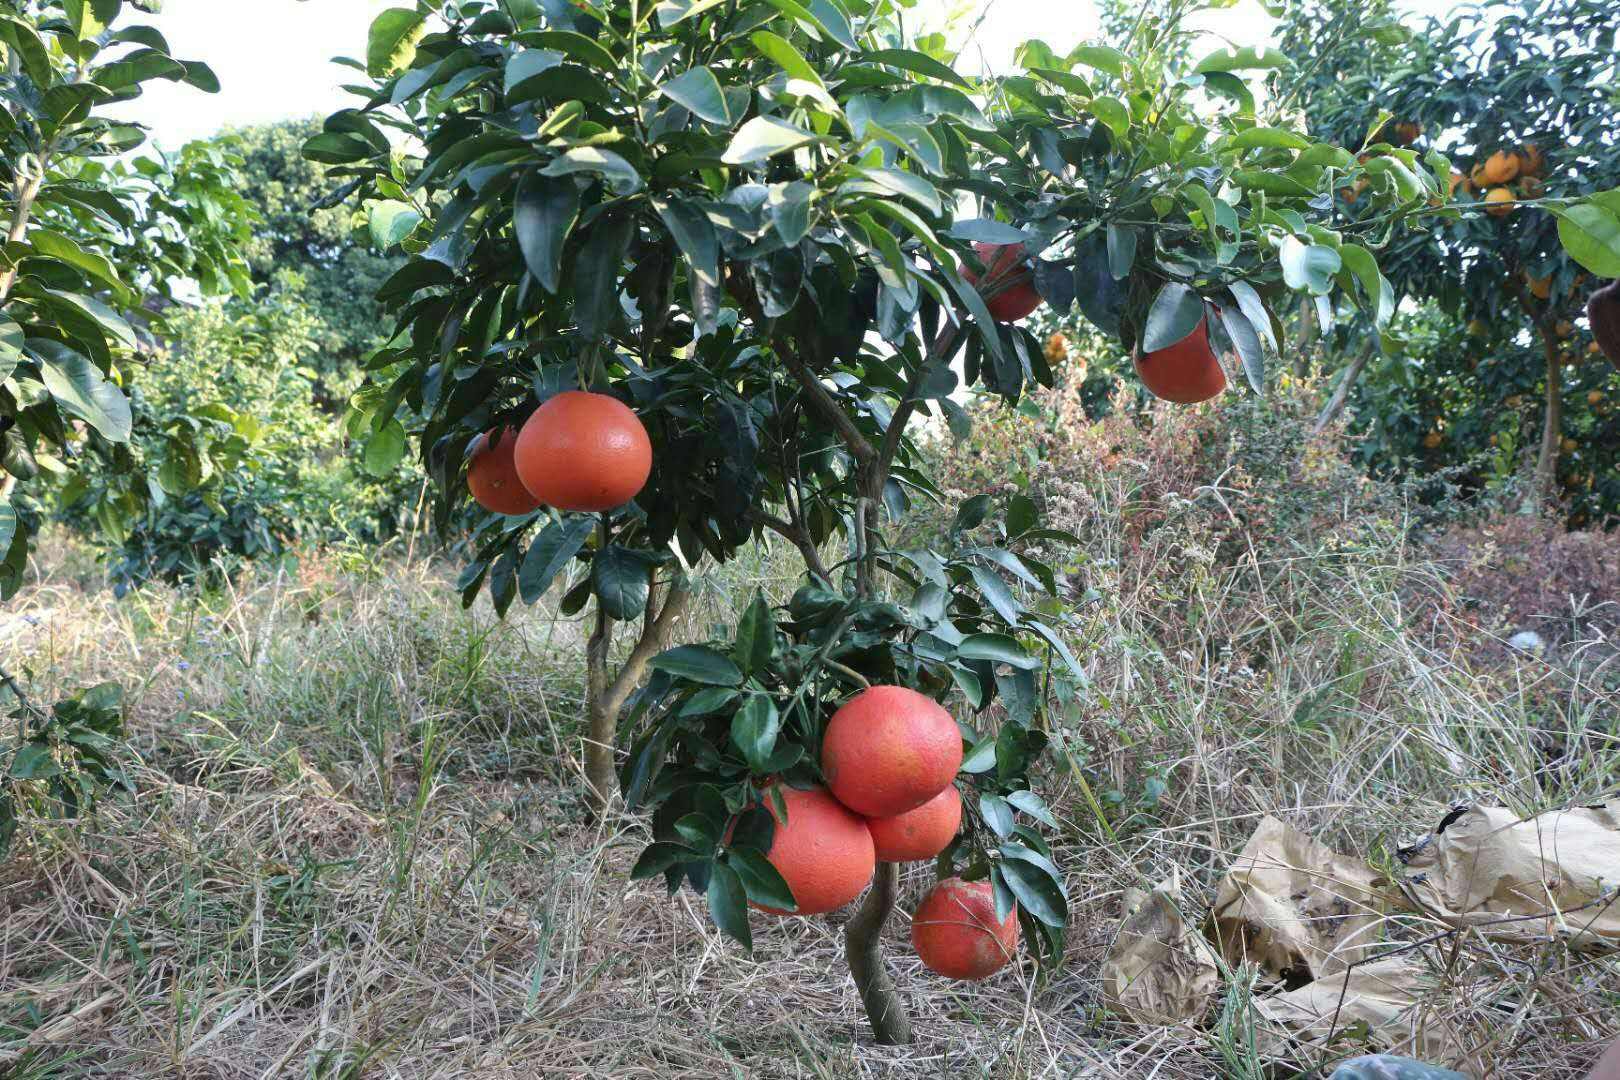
[[2, 517, 1616, 1078]]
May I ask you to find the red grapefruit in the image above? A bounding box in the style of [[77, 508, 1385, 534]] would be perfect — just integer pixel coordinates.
[[962, 242, 1043, 322], [467, 426, 544, 515], [821, 686, 963, 818], [1134, 319, 1226, 404], [911, 877, 1019, 980], [755, 785, 875, 916], [513, 391, 652, 512], [868, 785, 962, 863]]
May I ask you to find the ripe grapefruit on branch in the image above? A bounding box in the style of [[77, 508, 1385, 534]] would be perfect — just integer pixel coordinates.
[[514, 390, 652, 512], [822, 686, 963, 818]]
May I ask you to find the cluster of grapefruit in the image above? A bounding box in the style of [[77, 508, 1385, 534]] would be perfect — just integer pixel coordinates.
[[466, 390, 653, 516], [1460, 144, 1545, 219], [753, 686, 1019, 981]]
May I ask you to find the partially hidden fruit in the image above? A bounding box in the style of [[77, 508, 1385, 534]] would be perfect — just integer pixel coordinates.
[[1134, 319, 1227, 404], [467, 427, 544, 516], [1467, 318, 1489, 338], [1483, 187, 1516, 217], [1479, 150, 1520, 186], [1589, 390, 1605, 406], [962, 242, 1043, 322], [1561, 437, 1578, 454], [911, 877, 1018, 980], [1554, 319, 1574, 339], [1523, 271, 1551, 300], [513, 390, 653, 512], [1589, 280, 1620, 369], [754, 785, 875, 916], [868, 786, 962, 863], [822, 686, 963, 818], [1423, 431, 1443, 449], [1391, 121, 1422, 145], [1517, 175, 1544, 199], [1516, 143, 1543, 177]]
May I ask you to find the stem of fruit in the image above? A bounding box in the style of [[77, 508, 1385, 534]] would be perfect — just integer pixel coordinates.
[[845, 861, 911, 1045]]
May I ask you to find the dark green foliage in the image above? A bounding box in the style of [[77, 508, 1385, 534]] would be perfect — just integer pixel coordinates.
[[1, 681, 132, 860]]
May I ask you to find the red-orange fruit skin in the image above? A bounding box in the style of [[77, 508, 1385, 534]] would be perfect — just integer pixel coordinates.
[[962, 242, 1043, 322], [754, 785, 875, 916], [1134, 319, 1227, 404], [513, 390, 653, 512], [467, 426, 544, 516], [911, 877, 1019, 980], [868, 785, 962, 863], [822, 685, 963, 818]]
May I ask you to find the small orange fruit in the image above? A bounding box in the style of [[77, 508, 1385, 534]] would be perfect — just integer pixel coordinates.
[[1391, 120, 1422, 145], [868, 786, 962, 863], [1517, 175, 1544, 199], [1479, 150, 1520, 186], [468, 426, 544, 516], [912, 877, 1019, 980], [1561, 437, 1578, 454], [822, 686, 962, 818], [753, 785, 875, 916], [1554, 320, 1574, 339], [1588, 390, 1605, 406], [1467, 319, 1489, 338], [1483, 187, 1516, 217], [1044, 332, 1068, 363], [1523, 271, 1552, 300], [1506, 394, 1525, 409], [1423, 431, 1443, 449], [1516, 143, 1543, 177], [513, 390, 652, 512]]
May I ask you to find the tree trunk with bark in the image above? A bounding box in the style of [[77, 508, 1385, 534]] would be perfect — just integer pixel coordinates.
[[1534, 325, 1563, 505]]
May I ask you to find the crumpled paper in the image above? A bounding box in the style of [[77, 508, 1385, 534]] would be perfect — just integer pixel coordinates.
[[1206, 815, 1395, 984], [1399, 805, 1620, 949], [1252, 956, 1471, 1070], [1100, 876, 1221, 1025]]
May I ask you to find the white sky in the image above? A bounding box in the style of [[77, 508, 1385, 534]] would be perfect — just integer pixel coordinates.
[[108, 0, 1450, 150]]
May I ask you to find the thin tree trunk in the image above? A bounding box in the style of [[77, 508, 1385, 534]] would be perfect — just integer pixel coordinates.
[[1534, 327, 1563, 506], [845, 862, 911, 1045], [1313, 339, 1376, 435], [583, 577, 693, 815]]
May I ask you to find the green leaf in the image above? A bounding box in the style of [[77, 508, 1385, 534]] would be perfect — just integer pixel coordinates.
[[1279, 235, 1341, 295], [1338, 243, 1393, 324], [707, 860, 752, 949], [658, 65, 732, 125], [574, 212, 634, 337], [653, 197, 720, 289], [631, 841, 699, 879], [1088, 95, 1130, 140], [750, 30, 821, 85], [727, 847, 796, 911], [656, 0, 731, 27], [1006, 789, 1058, 828], [1553, 204, 1620, 278], [514, 172, 580, 294], [805, 0, 858, 49], [593, 544, 655, 620], [65, 0, 119, 38], [734, 592, 775, 674], [1218, 304, 1264, 394], [730, 696, 781, 771], [1226, 280, 1277, 353], [651, 645, 743, 685], [367, 8, 429, 78], [0, 505, 15, 555], [504, 49, 564, 100], [1227, 126, 1309, 151], [958, 633, 1040, 670], [519, 516, 594, 603], [32, 340, 130, 442], [1070, 45, 1130, 76], [0, 17, 50, 86], [368, 200, 422, 251], [862, 47, 972, 88], [541, 147, 643, 194], [1141, 283, 1204, 353], [980, 792, 1015, 837], [766, 182, 815, 246], [9, 743, 58, 780], [960, 736, 996, 773], [1195, 45, 1291, 74], [968, 564, 1021, 627], [28, 230, 129, 299], [93, 48, 186, 91], [364, 419, 406, 476], [721, 116, 817, 166], [997, 844, 1067, 926], [522, 30, 618, 72]]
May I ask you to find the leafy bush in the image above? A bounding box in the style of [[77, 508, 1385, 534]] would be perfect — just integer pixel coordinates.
[[59, 275, 421, 590]]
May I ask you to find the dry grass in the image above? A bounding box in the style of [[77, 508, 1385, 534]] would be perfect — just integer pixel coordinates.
[[2, 512, 1617, 1078]]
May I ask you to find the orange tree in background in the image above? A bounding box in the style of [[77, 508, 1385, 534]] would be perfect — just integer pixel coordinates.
[[318, 0, 1441, 1044], [1273, 0, 1620, 512]]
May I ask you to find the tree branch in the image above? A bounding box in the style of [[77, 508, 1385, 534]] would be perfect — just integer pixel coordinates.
[[1313, 336, 1376, 435], [749, 508, 832, 584], [602, 575, 693, 718], [845, 862, 911, 1045], [777, 346, 877, 464]]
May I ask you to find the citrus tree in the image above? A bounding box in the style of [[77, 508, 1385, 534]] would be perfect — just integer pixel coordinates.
[[319, 0, 1424, 1044], [1274, 0, 1620, 508], [0, 0, 252, 600]]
